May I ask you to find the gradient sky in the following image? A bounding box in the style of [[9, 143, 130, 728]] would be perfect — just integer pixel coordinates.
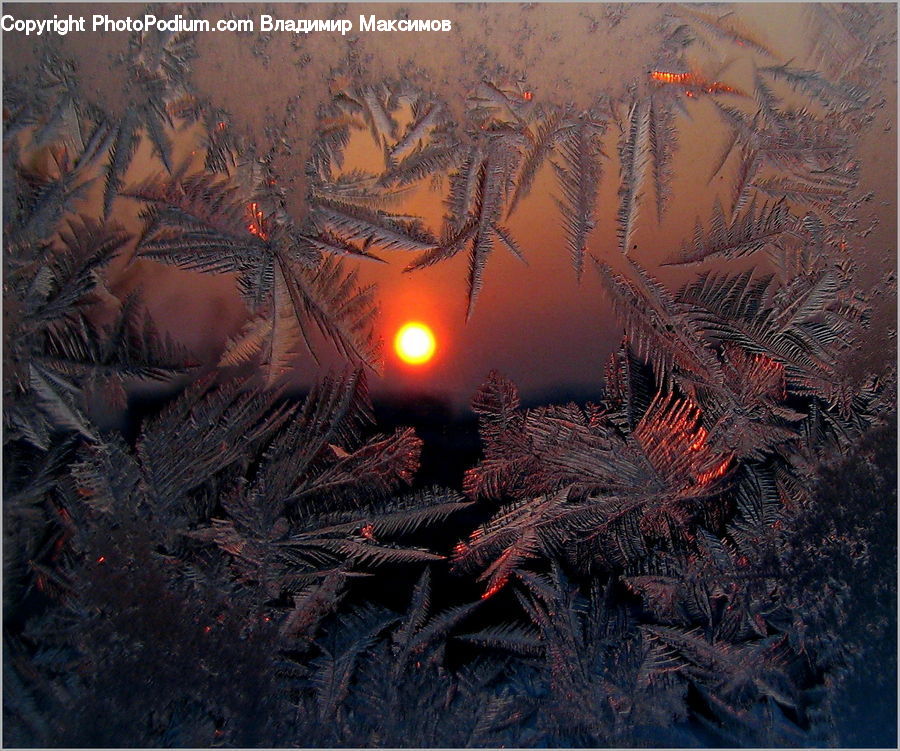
[[4, 3, 896, 411]]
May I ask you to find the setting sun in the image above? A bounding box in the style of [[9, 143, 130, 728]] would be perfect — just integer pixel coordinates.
[[394, 322, 436, 365]]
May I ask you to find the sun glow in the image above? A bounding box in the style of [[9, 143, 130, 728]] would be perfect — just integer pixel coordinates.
[[394, 322, 436, 365]]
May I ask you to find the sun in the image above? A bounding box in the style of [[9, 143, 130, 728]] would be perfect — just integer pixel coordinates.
[[394, 322, 436, 365]]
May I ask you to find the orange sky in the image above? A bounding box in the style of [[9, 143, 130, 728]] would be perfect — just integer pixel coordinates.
[[4, 3, 896, 410]]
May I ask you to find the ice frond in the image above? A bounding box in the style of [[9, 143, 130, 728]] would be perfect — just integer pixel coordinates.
[[673, 5, 774, 57], [310, 204, 439, 255], [455, 622, 543, 657], [665, 198, 798, 266], [311, 170, 414, 213], [761, 62, 868, 113], [552, 111, 607, 278], [381, 141, 462, 187], [313, 488, 474, 540], [508, 106, 570, 216], [647, 96, 678, 224], [616, 98, 652, 255], [595, 259, 723, 390], [128, 171, 380, 371]]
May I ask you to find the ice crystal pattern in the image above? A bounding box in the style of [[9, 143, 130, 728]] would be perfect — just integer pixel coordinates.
[[3, 4, 896, 747]]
